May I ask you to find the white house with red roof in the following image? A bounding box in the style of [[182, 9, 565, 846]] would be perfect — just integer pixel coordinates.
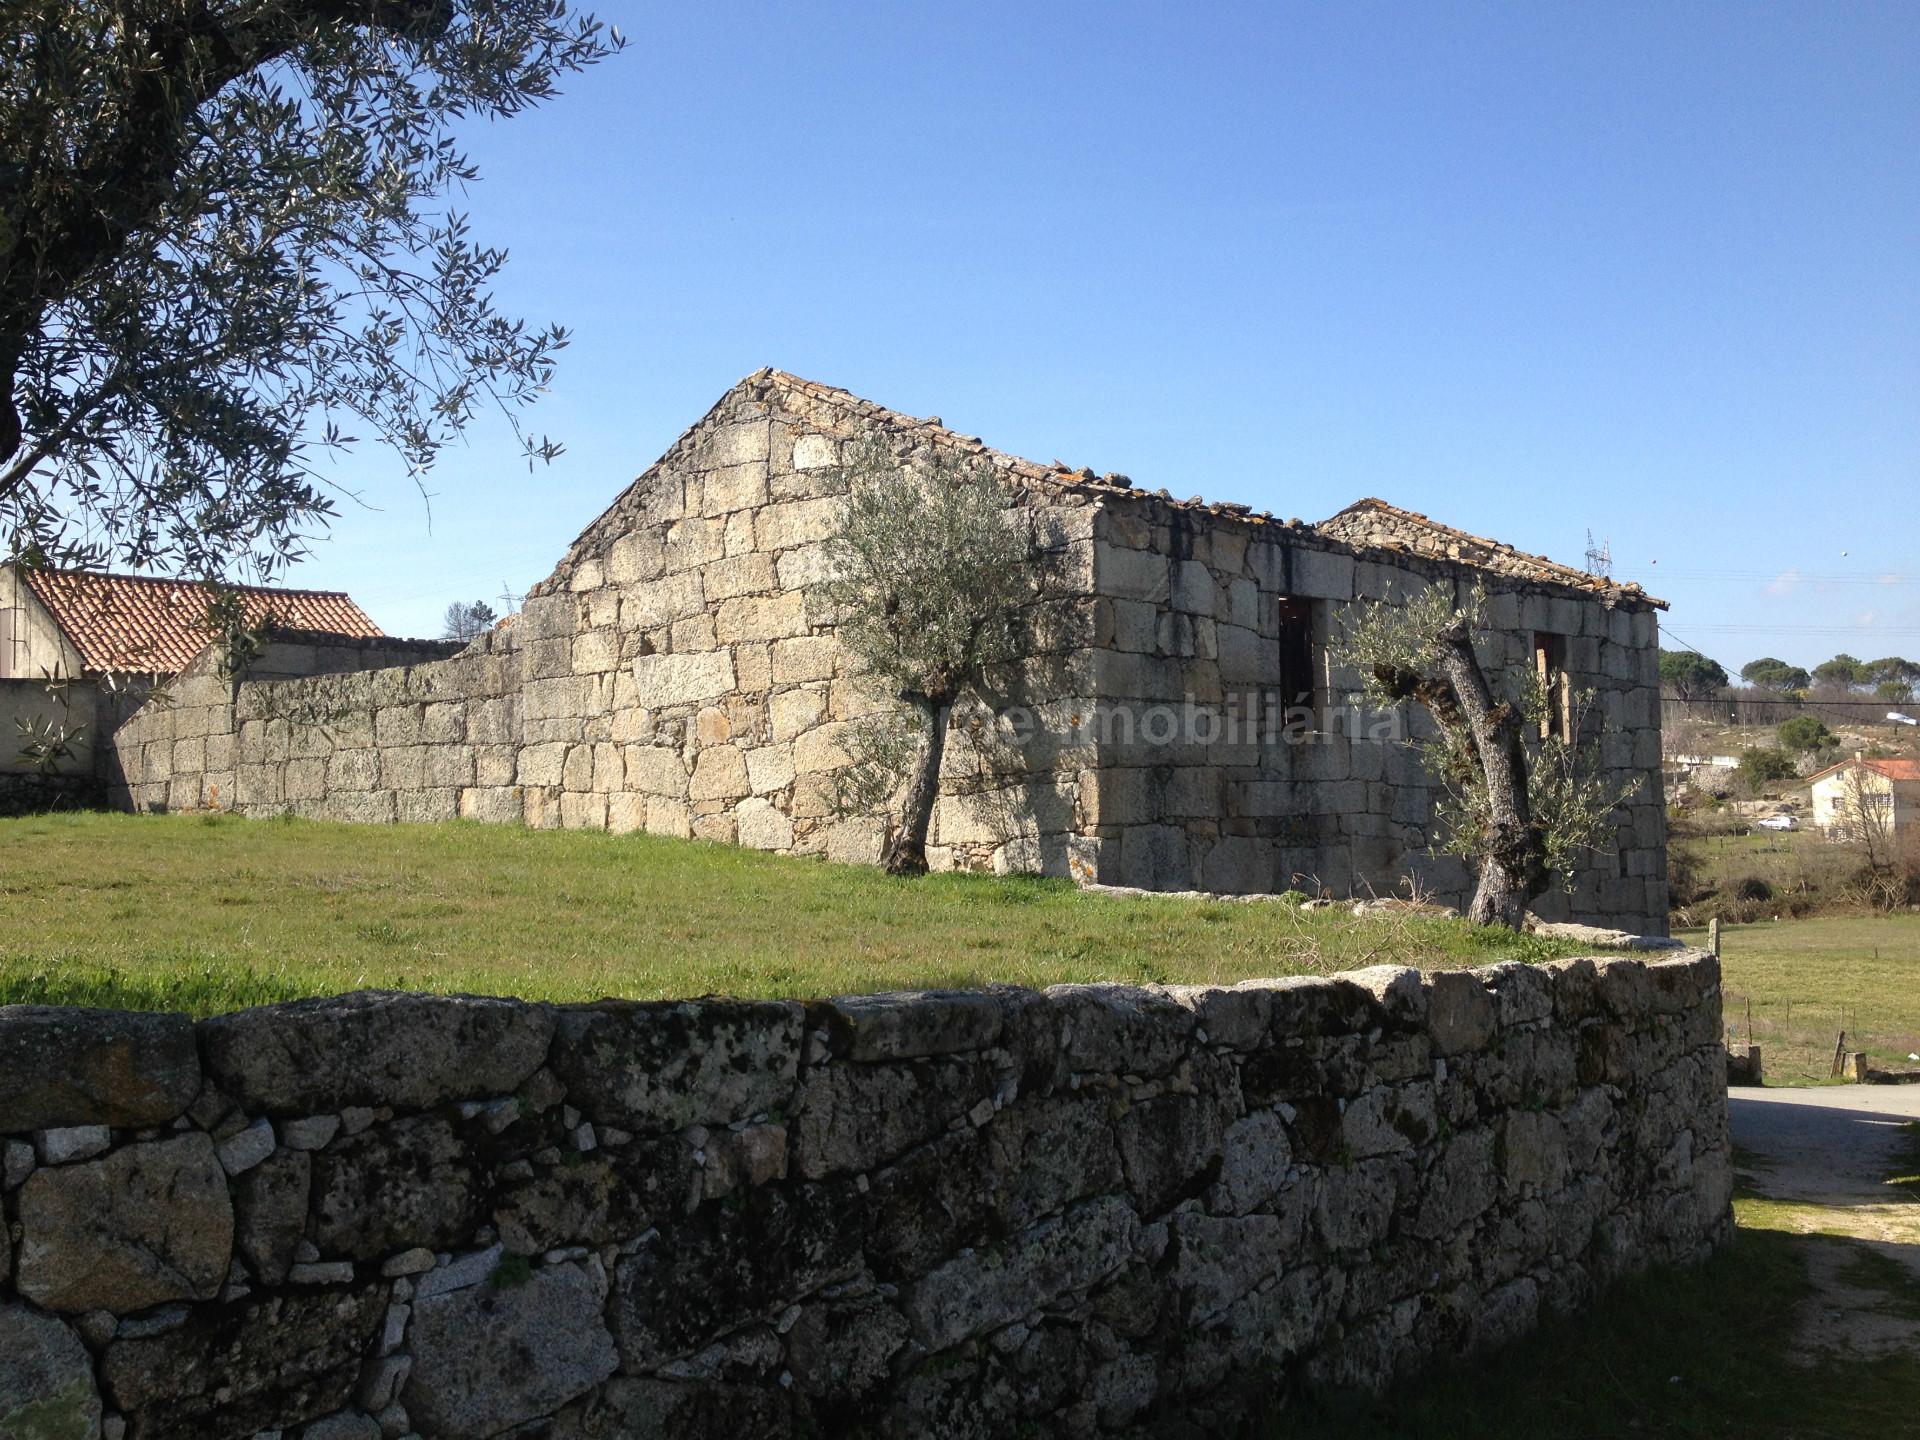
[[1808, 754, 1920, 842]]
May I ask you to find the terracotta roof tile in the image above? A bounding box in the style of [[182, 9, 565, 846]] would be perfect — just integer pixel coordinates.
[[19, 569, 383, 674], [1806, 756, 1920, 785], [1316, 497, 1665, 608]]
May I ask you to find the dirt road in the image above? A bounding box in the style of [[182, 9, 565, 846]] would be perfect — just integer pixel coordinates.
[[1729, 1085, 1920, 1363]]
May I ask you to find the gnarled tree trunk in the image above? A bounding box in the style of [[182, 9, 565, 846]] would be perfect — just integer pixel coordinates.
[[1431, 614, 1547, 927], [882, 695, 952, 876]]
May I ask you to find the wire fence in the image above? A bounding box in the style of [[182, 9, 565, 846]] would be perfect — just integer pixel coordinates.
[[1721, 990, 1920, 1084], [1662, 695, 1918, 730]]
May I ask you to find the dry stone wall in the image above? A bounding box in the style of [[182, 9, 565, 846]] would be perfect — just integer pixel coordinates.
[[0, 952, 1731, 1438]]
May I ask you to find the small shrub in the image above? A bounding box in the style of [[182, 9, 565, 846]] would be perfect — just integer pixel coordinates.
[[1733, 875, 1774, 903], [1737, 747, 1797, 785]]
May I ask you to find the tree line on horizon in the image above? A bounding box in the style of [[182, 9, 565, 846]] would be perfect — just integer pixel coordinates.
[[1659, 650, 1920, 705]]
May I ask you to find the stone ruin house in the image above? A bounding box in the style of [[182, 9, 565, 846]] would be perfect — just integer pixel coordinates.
[[101, 369, 1671, 931]]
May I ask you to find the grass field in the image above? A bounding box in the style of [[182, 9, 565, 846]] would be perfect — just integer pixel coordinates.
[[0, 812, 1577, 1015], [1678, 914, 1920, 1083]]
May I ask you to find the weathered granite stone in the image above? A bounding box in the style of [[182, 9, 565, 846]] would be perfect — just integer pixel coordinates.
[[379, 1247, 436, 1278], [0, 1006, 199, 1131], [1116, 1088, 1232, 1216], [35, 1125, 111, 1166], [1159, 982, 1272, 1051], [236, 1150, 312, 1285], [302, 1413, 380, 1440], [1426, 971, 1496, 1056], [552, 1378, 792, 1440], [1340, 1081, 1437, 1159], [200, 991, 554, 1114], [4, 1136, 35, 1188], [1478, 961, 1556, 1028], [1411, 1128, 1498, 1240], [550, 1000, 803, 1132], [785, 1292, 913, 1405], [100, 1282, 387, 1440], [1047, 984, 1193, 1076], [280, 1115, 342, 1151], [1167, 1211, 1288, 1323], [701, 1123, 787, 1202], [0, 1303, 101, 1439], [1262, 975, 1382, 1039], [1344, 965, 1428, 1031], [311, 1116, 478, 1261], [216, 1118, 276, 1176], [612, 1182, 863, 1370], [16, 1134, 234, 1313], [404, 1261, 617, 1437], [412, 1244, 504, 1300], [904, 1194, 1141, 1350], [817, 988, 1008, 1061], [984, 1092, 1125, 1231], [494, 1139, 693, 1255], [791, 1053, 998, 1179], [1208, 1108, 1293, 1216]]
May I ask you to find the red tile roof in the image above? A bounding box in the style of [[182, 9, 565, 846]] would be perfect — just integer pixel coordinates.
[[1808, 757, 1920, 785], [18, 569, 383, 674]]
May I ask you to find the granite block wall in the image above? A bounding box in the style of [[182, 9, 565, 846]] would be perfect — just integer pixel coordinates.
[[1081, 497, 1668, 929], [0, 951, 1731, 1438]]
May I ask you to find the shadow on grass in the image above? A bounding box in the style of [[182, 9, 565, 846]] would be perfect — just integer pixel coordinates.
[[1278, 1224, 1920, 1440]]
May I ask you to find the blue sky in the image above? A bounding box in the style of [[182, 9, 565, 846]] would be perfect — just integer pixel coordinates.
[[310, 2, 1918, 673]]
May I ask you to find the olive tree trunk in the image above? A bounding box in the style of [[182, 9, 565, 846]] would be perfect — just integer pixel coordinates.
[[883, 696, 953, 876], [1431, 615, 1548, 928]]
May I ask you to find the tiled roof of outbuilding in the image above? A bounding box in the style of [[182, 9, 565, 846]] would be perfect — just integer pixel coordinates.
[[17, 568, 383, 674]]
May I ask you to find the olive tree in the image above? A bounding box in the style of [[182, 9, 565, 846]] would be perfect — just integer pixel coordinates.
[[822, 439, 1042, 876], [1335, 584, 1637, 929], [0, 1, 621, 582]]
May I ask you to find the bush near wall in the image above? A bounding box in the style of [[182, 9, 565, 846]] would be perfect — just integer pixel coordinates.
[[0, 953, 1731, 1439]]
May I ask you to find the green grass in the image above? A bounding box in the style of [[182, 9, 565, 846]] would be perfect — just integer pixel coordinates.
[[1286, 1197, 1920, 1439], [0, 811, 1578, 1015], [1678, 914, 1920, 1083]]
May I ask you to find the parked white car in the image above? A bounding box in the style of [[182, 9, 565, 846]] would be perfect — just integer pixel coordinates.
[[1756, 814, 1799, 831], [1888, 711, 1918, 727]]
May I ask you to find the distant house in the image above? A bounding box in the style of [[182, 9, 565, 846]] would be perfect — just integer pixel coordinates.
[[1808, 755, 1920, 841], [0, 566, 385, 683]]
